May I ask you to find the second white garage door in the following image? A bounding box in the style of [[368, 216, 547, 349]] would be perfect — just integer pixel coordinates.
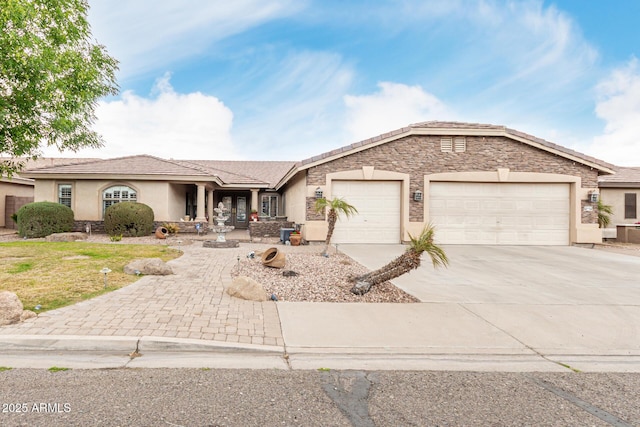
[[332, 181, 401, 244], [430, 182, 570, 245]]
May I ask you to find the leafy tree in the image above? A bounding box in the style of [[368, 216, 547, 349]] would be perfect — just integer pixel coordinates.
[[0, 0, 118, 176], [350, 224, 449, 295], [597, 199, 613, 228], [314, 197, 358, 255]]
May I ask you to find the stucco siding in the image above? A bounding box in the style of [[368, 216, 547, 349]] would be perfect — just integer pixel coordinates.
[[601, 188, 640, 225], [281, 172, 307, 226]]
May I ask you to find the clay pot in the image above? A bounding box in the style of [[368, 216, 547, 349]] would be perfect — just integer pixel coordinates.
[[261, 247, 285, 268], [289, 234, 301, 246], [155, 226, 168, 239]]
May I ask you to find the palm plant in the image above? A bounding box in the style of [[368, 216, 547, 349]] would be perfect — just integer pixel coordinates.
[[314, 197, 358, 255], [597, 199, 613, 229], [350, 224, 449, 295]]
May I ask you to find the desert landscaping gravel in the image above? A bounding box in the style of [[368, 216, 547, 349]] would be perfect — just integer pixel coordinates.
[[232, 249, 419, 303]]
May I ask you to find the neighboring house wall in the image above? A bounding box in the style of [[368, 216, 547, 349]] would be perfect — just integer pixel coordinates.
[[0, 181, 34, 227], [300, 135, 601, 243], [600, 188, 640, 225]]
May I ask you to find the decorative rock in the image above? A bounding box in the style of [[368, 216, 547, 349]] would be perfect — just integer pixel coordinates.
[[226, 276, 267, 301], [20, 310, 37, 321], [45, 232, 87, 242], [124, 258, 173, 276], [283, 270, 298, 277], [0, 291, 24, 326]]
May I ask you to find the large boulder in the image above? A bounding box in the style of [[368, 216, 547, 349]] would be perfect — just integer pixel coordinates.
[[45, 232, 87, 242], [0, 291, 24, 326], [227, 276, 267, 301], [124, 258, 173, 276]]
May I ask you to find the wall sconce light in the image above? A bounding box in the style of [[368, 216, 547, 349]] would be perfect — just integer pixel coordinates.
[[315, 187, 323, 199], [413, 190, 423, 202], [588, 191, 599, 203]]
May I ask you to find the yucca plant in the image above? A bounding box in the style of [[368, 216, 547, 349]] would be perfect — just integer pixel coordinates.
[[314, 197, 358, 255], [597, 199, 613, 228], [350, 224, 449, 295]]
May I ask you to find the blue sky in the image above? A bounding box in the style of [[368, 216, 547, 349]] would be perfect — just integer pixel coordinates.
[[51, 0, 640, 166]]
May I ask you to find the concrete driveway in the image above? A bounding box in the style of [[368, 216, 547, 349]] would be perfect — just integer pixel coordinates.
[[278, 245, 640, 371]]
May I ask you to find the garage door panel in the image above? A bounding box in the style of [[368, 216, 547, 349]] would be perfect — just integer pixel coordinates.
[[430, 182, 569, 245], [332, 181, 401, 244]]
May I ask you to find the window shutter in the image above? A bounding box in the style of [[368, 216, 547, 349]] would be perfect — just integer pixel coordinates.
[[454, 137, 466, 152], [440, 137, 453, 152]]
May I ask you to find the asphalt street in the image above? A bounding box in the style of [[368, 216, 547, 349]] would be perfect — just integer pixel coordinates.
[[1, 369, 638, 426]]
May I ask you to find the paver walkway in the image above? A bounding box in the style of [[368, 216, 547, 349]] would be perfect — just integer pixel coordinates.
[[0, 243, 284, 347]]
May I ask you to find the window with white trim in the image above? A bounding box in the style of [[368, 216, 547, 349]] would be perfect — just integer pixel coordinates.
[[103, 185, 137, 214], [261, 194, 278, 217], [58, 184, 72, 208]]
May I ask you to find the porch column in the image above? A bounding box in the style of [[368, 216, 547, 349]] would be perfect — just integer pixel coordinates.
[[251, 189, 259, 213], [195, 183, 207, 222], [207, 189, 214, 225]]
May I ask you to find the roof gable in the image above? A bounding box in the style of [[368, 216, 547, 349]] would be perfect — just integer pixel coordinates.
[[296, 121, 615, 174]]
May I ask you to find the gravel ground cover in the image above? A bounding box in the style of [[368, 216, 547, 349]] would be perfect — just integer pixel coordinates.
[[232, 249, 419, 303]]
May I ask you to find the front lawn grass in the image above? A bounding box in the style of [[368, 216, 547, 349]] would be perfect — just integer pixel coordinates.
[[0, 241, 181, 312]]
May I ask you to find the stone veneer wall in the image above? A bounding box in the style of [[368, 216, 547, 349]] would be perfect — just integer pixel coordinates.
[[249, 220, 294, 238], [305, 135, 600, 224]]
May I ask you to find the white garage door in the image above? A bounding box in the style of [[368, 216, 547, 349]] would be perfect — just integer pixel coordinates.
[[430, 182, 570, 245], [332, 181, 401, 244]]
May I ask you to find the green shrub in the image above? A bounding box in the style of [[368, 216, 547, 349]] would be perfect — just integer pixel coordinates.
[[17, 202, 74, 238], [104, 202, 154, 237]]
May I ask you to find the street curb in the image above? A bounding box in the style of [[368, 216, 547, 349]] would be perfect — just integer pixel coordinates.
[[0, 335, 284, 355]]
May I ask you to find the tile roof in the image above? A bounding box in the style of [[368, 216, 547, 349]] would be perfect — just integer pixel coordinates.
[[297, 121, 615, 172], [23, 155, 213, 177], [599, 167, 640, 187], [185, 160, 296, 187], [21, 155, 297, 188]]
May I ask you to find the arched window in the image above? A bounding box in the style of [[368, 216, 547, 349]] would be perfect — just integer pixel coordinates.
[[103, 185, 137, 214]]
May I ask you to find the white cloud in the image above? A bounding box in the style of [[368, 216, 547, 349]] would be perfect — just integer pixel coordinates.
[[230, 51, 355, 159], [343, 82, 454, 142], [46, 74, 237, 159], [87, 0, 305, 78], [589, 58, 640, 166]]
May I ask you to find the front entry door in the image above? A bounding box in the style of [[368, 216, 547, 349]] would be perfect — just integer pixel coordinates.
[[221, 195, 249, 229]]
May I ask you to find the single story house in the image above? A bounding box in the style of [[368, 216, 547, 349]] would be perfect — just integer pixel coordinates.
[[20, 155, 296, 232], [20, 121, 618, 246], [599, 167, 640, 239]]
